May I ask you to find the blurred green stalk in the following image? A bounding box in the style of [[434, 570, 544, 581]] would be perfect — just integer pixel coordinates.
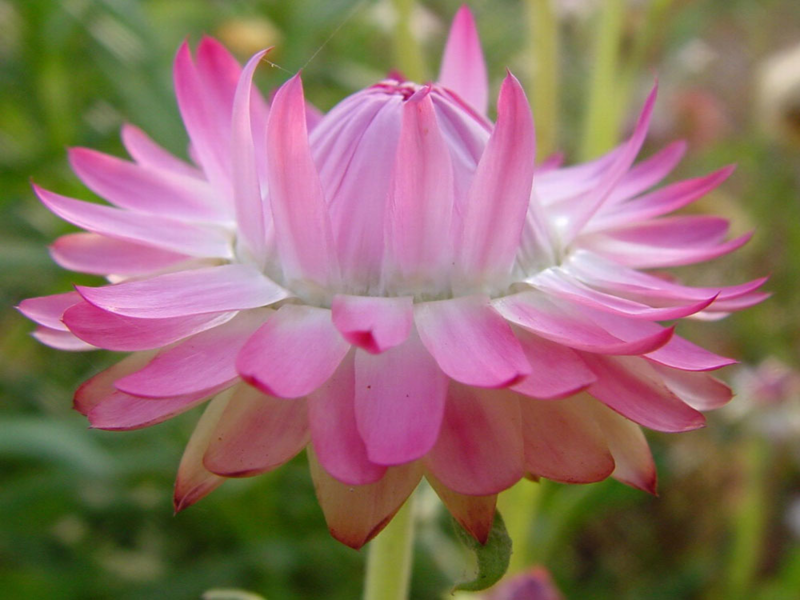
[[499, 479, 543, 573], [392, 0, 426, 82], [580, 0, 625, 160], [526, 0, 560, 159], [723, 435, 770, 600], [363, 494, 416, 600]]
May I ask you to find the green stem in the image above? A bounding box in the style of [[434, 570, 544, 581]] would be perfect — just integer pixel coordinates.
[[526, 0, 560, 160], [724, 435, 770, 600], [579, 0, 625, 161], [363, 494, 416, 600], [391, 0, 426, 82], [498, 479, 543, 573]]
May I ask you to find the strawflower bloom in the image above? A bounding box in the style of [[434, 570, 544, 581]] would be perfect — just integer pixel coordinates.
[[18, 7, 766, 548]]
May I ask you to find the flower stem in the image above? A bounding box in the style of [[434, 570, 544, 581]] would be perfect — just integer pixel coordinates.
[[526, 0, 560, 160], [724, 435, 770, 600], [579, 0, 625, 160], [363, 494, 416, 600], [498, 479, 543, 573], [391, 0, 426, 82]]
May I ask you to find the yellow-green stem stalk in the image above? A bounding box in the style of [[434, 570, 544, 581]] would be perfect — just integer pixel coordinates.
[[392, 0, 426, 82], [363, 494, 416, 600], [526, 0, 560, 160], [580, 0, 625, 160], [498, 479, 543, 573]]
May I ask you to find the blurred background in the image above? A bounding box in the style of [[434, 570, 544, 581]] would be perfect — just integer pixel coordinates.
[[1, 0, 800, 598]]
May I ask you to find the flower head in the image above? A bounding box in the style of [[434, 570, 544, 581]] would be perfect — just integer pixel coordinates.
[[19, 6, 766, 548]]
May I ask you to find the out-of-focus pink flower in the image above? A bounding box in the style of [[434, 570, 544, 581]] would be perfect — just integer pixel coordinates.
[[18, 6, 765, 548], [734, 358, 800, 407], [485, 567, 563, 600]]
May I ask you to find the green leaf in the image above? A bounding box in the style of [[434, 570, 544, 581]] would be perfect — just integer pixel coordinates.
[[452, 510, 512, 592]]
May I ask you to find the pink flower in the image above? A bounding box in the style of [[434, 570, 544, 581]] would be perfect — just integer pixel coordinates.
[[18, 7, 765, 548]]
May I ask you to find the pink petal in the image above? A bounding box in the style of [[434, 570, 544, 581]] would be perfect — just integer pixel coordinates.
[[529, 268, 716, 320], [173, 41, 231, 195], [308, 353, 387, 486], [308, 449, 423, 549], [237, 305, 350, 398], [331, 295, 413, 354], [416, 296, 531, 388], [354, 331, 448, 465], [605, 140, 687, 205], [438, 6, 488, 114], [266, 74, 338, 286], [494, 292, 673, 355], [582, 395, 657, 494], [425, 385, 524, 496], [174, 393, 230, 512], [231, 50, 269, 265], [121, 123, 202, 179], [74, 352, 156, 416], [18, 291, 82, 331], [33, 327, 95, 351], [88, 390, 212, 431], [458, 73, 537, 280], [34, 184, 233, 259], [50, 233, 188, 276], [203, 385, 308, 477], [591, 165, 735, 230], [69, 147, 224, 220], [583, 354, 706, 432], [77, 264, 287, 319], [385, 90, 455, 282], [519, 395, 615, 483], [427, 472, 496, 544], [63, 301, 235, 352], [555, 85, 658, 244], [115, 310, 270, 398], [511, 328, 596, 399], [651, 364, 733, 411]]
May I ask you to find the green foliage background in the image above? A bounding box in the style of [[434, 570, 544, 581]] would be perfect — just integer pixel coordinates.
[[1, 0, 799, 598]]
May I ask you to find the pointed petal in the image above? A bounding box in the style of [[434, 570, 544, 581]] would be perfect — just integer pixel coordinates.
[[231, 50, 269, 264], [354, 331, 448, 465], [68, 147, 223, 219], [174, 391, 232, 512], [308, 353, 387, 486], [63, 302, 235, 351], [385, 91, 455, 281], [34, 184, 233, 259], [50, 233, 188, 276], [308, 448, 423, 549], [458, 73, 536, 279], [580, 395, 657, 494], [511, 328, 596, 399], [88, 390, 212, 431], [427, 473, 496, 544], [438, 6, 488, 114], [331, 295, 413, 354], [115, 310, 270, 398], [33, 327, 95, 351], [416, 296, 531, 388], [605, 140, 687, 205], [494, 292, 673, 355], [583, 354, 706, 432], [18, 291, 82, 331], [651, 364, 733, 411], [203, 385, 308, 477], [425, 385, 524, 496], [237, 305, 350, 398], [74, 352, 156, 416], [121, 123, 202, 179], [77, 265, 287, 318], [266, 74, 338, 286], [519, 395, 615, 483]]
